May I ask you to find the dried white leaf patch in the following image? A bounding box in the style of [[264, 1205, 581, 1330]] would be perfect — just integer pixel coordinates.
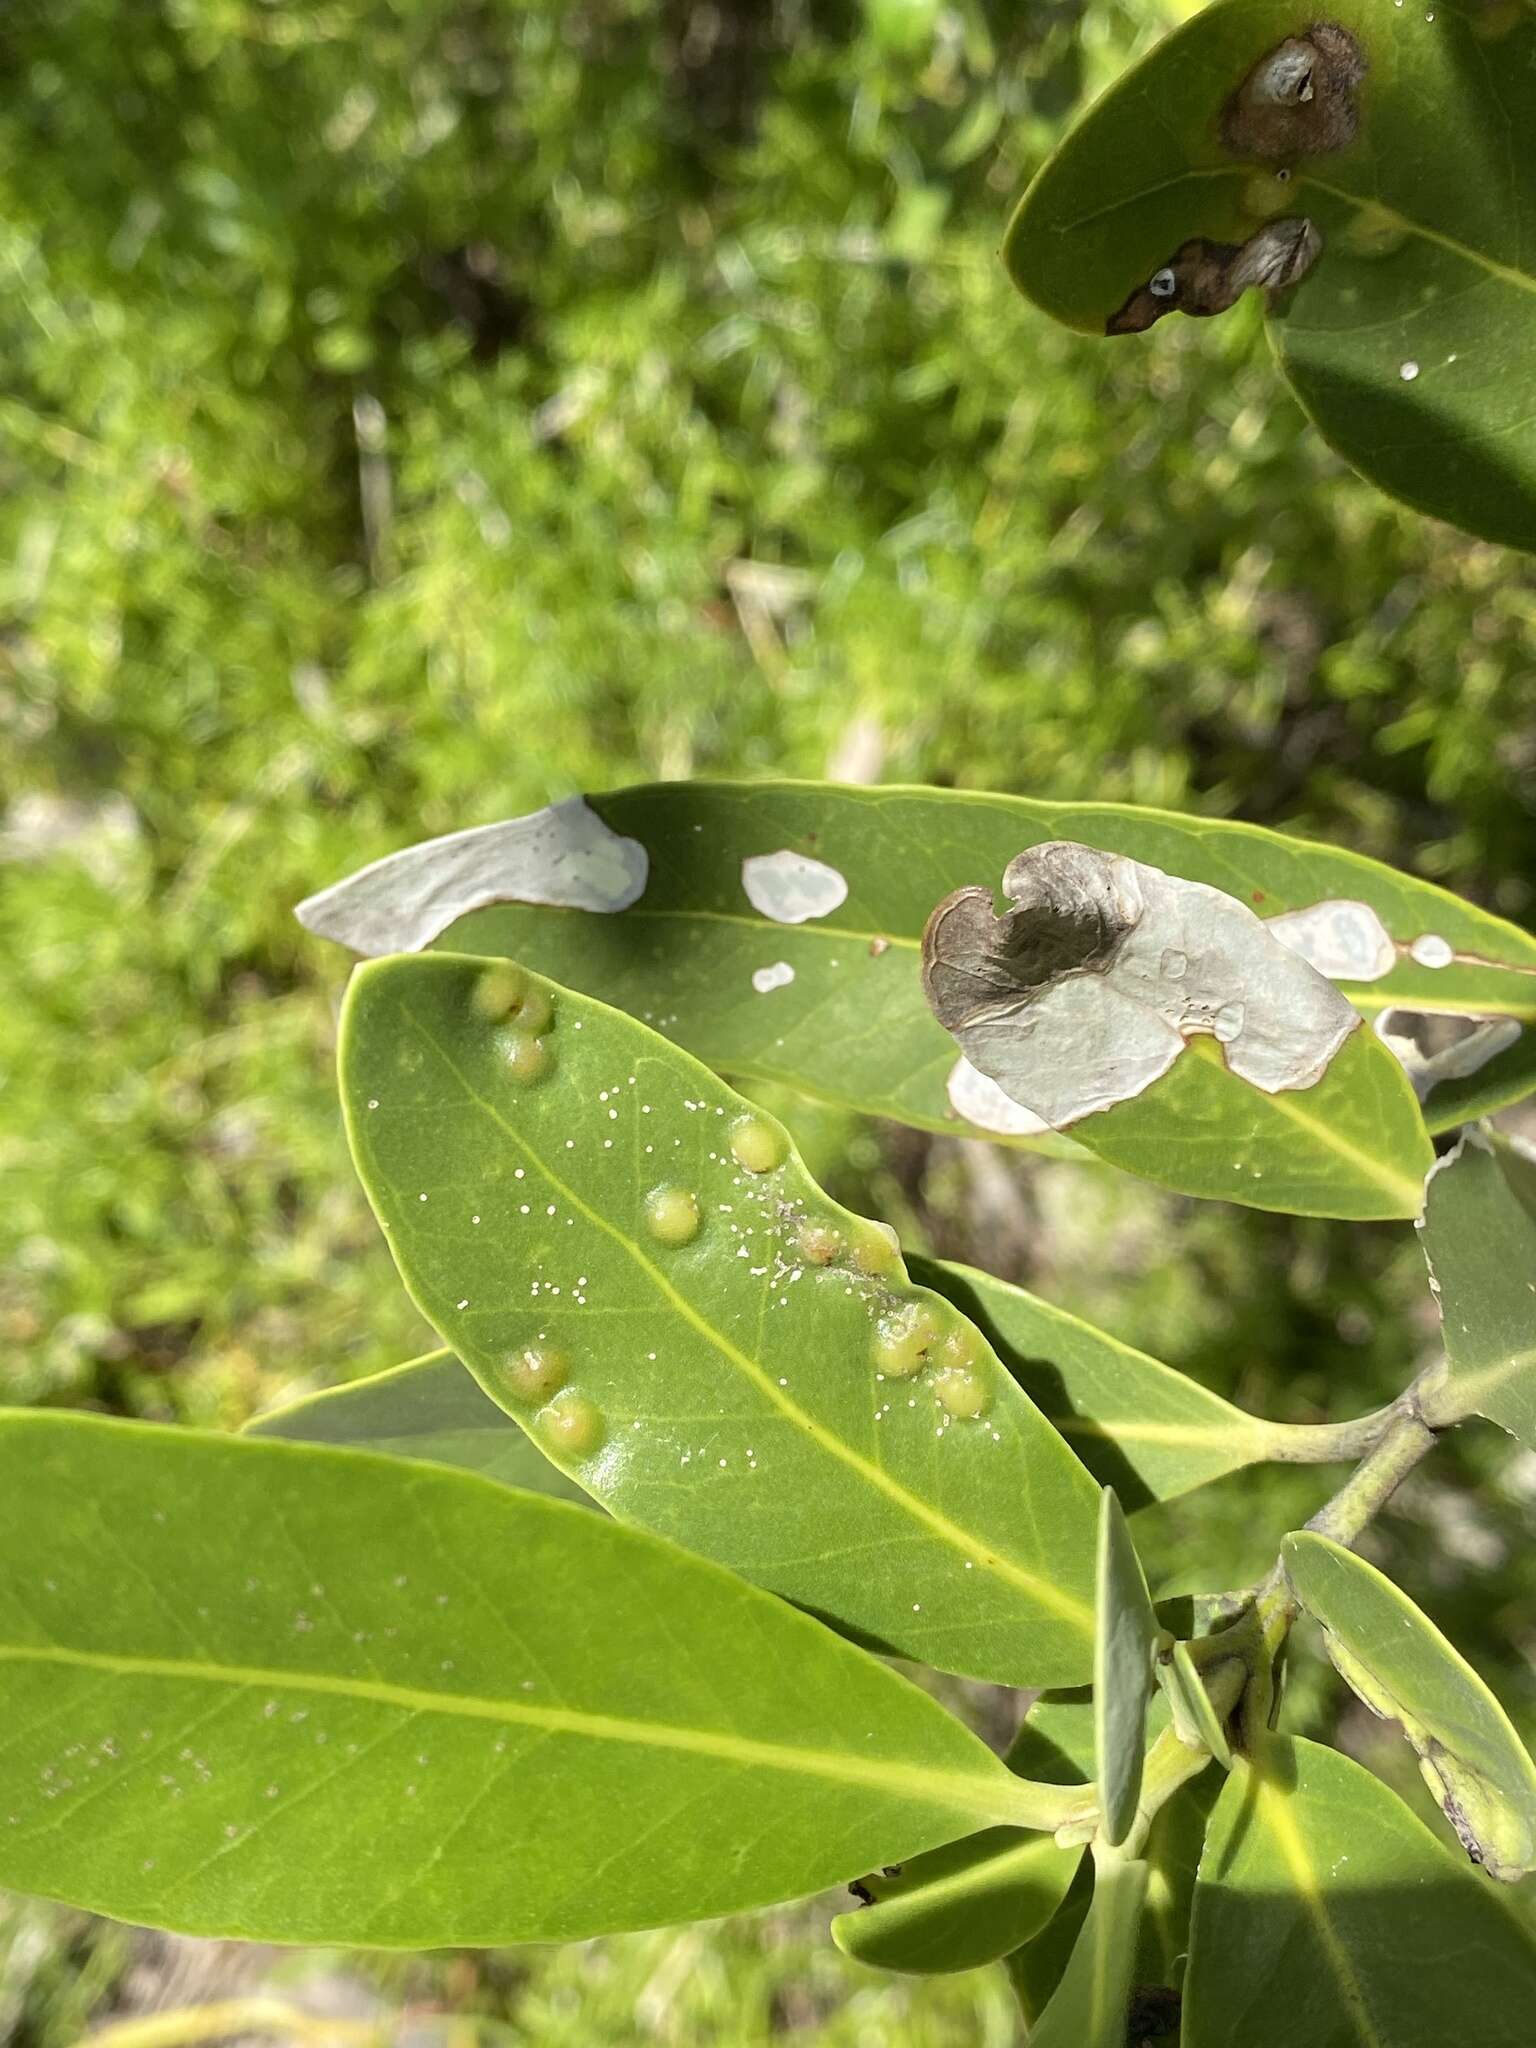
[[1373, 1009, 1521, 1102], [741, 850, 848, 925], [946, 1057, 1051, 1138], [295, 798, 647, 955], [922, 843, 1359, 1130], [1265, 899, 1397, 982], [1410, 933, 1454, 970], [751, 961, 796, 994]]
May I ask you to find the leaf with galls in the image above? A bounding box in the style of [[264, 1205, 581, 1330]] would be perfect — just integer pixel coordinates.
[[339, 950, 1101, 1687], [1005, 0, 1536, 552]]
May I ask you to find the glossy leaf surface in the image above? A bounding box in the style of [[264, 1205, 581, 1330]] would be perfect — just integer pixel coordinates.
[[0, 1412, 1053, 1947], [1005, 0, 1536, 554], [1028, 1850, 1149, 2048], [828, 1662, 1099, 1980], [340, 953, 1099, 1686], [1418, 1133, 1536, 1448], [248, 1351, 594, 1506], [1067, 1027, 1430, 1220], [1284, 1530, 1536, 1879], [1185, 1736, 1536, 2046], [324, 1263, 1302, 1518], [1095, 1489, 1164, 1846], [304, 786, 1536, 1153], [830, 1827, 1083, 1977], [925, 1256, 1316, 1506]]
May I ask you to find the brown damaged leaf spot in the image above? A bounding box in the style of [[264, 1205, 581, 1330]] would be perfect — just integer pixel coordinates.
[[1221, 20, 1367, 162], [921, 841, 1360, 1131], [1107, 217, 1321, 335]]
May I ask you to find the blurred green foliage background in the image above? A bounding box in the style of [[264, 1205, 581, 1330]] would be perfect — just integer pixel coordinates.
[[4, 0, 1535, 2038]]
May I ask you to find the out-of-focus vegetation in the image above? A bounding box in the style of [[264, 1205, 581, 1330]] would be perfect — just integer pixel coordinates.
[[3, 0, 1535, 2037]]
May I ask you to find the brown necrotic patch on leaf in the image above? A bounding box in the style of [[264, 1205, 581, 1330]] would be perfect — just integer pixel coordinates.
[[923, 843, 1130, 1021], [1221, 20, 1367, 162], [921, 842, 1359, 1131], [1107, 218, 1321, 335]]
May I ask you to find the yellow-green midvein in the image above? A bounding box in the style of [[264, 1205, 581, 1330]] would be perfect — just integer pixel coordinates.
[[1251, 1767, 1387, 2048], [1253, 1061, 1424, 1213], [387, 992, 1094, 1637], [1298, 177, 1536, 302], [1, 1643, 1087, 1833]]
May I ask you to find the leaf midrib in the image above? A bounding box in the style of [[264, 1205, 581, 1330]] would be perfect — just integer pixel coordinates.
[[1252, 1769, 1388, 2048], [1051, 165, 1536, 305], [1436, 1343, 1536, 1421], [0, 1642, 1028, 1829], [1056, 1414, 1257, 1451], [383, 989, 1094, 1635], [480, 903, 1536, 1009], [1229, 1038, 1425, 1212], [1299, 176, 1536, 302]]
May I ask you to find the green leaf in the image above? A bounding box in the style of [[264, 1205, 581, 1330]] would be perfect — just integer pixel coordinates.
[[923, 1256, 1322, 1507], [1028, 1849, 1150, 2048], [319, 1264, 1323, 1519], [339, 952, 1099, 1687], [1095, 1489, 1164, 1847], [0, 1411, 1066, 1948], [1003, 0, 1536, 555], [297, 785, 1536, 1156], [247, 1351, 596, 1506], [996, 1689, 1103, 2017], [1158, 1639, 1234, 1769], [1417, 1131, 1536, 1448], [1065, 1028, 1430, 1221], [1005, 1859, 1093, 2025], [1283, 1529, 1536, 1880], [1009, 1688, 1101, 1783], [1185, 1736, 1536, 2047], [830, 1827, 1084, 1977], [827, 1664, 1103, 1979], [1004, 1744, 1215, 2031]]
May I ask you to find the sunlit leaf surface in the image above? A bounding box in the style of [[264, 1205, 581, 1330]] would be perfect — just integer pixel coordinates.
[[830, 1826, 1083, 1977], [1418, 1132, 1536, 1449], [1185, 1736, 1536, 2045], [0, 1412, 1049, 1946], [340, 952, 1099, 1686], [300, 787, 1536, 1153], [1285, 1529, 1536, 1879], [248, 1350, 594, 1505], [918, 1256, 1278, 1506]]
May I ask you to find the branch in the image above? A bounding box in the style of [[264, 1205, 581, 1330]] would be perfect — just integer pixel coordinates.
[[1301, 1408, 1437, 1547]]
